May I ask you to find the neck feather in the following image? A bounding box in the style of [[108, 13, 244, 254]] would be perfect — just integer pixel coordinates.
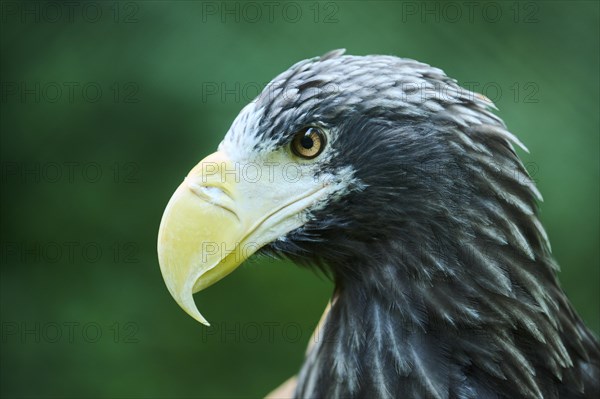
[[295, 228, 596, 399]]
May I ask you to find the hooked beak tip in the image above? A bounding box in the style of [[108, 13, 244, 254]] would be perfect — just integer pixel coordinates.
[[175, 288, 211, 326]]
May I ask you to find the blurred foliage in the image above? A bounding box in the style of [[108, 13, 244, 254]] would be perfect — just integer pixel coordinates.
[[0, 1, 598, 398]]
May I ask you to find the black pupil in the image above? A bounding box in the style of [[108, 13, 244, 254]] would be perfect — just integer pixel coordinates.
[[300, 134, 314, 149]]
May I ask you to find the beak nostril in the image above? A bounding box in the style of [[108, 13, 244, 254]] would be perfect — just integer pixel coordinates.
[[187, 181, 239, 220], [188, 181, 234, 201], [201, 185, 225, 197]]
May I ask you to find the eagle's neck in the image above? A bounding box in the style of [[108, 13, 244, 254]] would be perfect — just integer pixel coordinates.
[[296, 268, 449, 398], [295, 234, 598, 399], [296, 255, 461, 399]]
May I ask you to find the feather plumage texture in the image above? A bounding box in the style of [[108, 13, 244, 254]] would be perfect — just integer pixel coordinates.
[[250, 50, 600, 398]]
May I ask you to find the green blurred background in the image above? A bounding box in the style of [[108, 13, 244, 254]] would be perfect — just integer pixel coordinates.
[[0, 1, 598, 398]]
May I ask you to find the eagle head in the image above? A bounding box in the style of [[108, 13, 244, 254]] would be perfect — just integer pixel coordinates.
[[157, 50, 599, 399]]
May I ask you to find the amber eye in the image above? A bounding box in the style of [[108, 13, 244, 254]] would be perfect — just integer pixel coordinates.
[[291, 127, 326, 159]]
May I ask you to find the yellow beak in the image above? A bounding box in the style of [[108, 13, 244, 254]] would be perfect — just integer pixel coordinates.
[[157, 151, 329, 325]]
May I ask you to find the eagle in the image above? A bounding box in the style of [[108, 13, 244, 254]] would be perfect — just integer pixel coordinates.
[[157, 50, 599, 398]]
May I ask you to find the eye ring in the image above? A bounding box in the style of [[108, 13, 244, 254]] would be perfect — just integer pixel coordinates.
[[291, 127, 326, 159]]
